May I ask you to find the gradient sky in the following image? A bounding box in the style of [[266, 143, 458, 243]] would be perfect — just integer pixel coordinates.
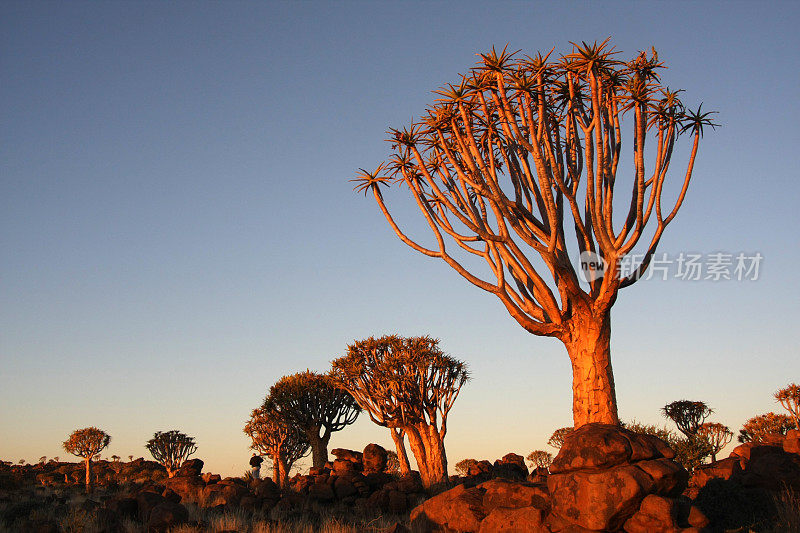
[[2, 1, 799, 476]]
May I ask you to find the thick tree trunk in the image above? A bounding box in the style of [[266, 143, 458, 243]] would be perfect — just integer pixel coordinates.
[[390, 428, 411, 475], [272, 457, 280, 485], [406, 423, 448, 489], [277, 458, 289, 488], [84, 457, 92, 493], [308, 428, 330, 468], [563, 309, 619, 427]]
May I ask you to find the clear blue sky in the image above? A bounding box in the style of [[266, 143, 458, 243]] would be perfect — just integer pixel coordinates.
[[2, 1, 798, 475]]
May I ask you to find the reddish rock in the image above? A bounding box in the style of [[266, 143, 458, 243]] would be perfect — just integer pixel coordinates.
[[637, 458, 688, 496], [175, 458, 203, 477], [106, 496, 138, 520], [202, 482, 250, 507], [202, 473, 221, 484], [479, 478, 549, 512], [478, 506, 547, 532], [410, 483, 487, 532], [253, 478, 281, 499], [687, 505, 710, 529], [164, 475, 204, 503], [784, 429, 800, 455], [622, 495, 678, 533], [388, 490, 408, 513], [147, 501, 189, 531], [363, 443, 389, 474], [740, 449, 800, 491], [691, 457, 742, 489], [493, 454, 529, 481], [308, 482, 335, 502], [548, 461, 653, 531], [333, 459, 361, 475], [729, 442, 781, 462], [331, 448, 363, 464], [334, 477, 358, 499]]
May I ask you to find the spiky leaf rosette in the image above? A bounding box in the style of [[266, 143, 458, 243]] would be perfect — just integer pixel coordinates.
[[775, 383, 800, 429], [145, 430, 197, 474], [662, 400, 713, 438], [244, 406, 310, 465]]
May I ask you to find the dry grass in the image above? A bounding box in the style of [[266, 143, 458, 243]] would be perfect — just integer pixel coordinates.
[[770, 486, 800, 533]]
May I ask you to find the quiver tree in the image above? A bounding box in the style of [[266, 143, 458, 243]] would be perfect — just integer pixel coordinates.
[[698, 422, 733, 462], [265, 371, 360, 468], [737, 412, 795, 443], [331, 335, 469, 489], [145, 430, 198, 478], [353, 41, 715, 427], [775, 383, 800, 429], [662, 400, 712, 439], [389, 427, 411, 475], [244, 406, 310, 487], [454, 458, 479, 476], [62, 427, 110, 493], [547, 427, 574, 449], [526, 450, 553, 470]]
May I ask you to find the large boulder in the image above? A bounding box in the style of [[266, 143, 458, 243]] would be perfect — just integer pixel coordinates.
[[479, 478, 549, 513], [147, 501, 189, 531], [410, 483, 487, 532], [363, 443, 388, 474], [547, 423, 687, 532], [478, 506, 547, 533], [175, 458, 203, 477], [493, 454, 529, 481], [164, 475, 205, 504], [331, 448, 363, 464]]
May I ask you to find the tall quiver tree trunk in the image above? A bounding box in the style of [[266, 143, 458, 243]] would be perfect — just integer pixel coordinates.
[[272, 457, 280, 486], [307, 427, 331, 468], [563, 306, 618, 427], [390, 428, 411, 475], [84, 456, 93, 493]]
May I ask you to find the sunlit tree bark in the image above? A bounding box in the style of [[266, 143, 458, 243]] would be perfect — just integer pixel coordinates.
[[354, 41, 715, 427]]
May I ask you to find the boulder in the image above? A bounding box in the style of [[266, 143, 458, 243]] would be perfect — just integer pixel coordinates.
[[493, 454, 529, 481], [175, 458, 203, 477], [363, 443, 389, 474], [410, 483, 487, 532], [622, 495, 678, 533], [253, 478, 281, 500], [136, 490, 164, 522], [333, 459, 361, 476], [479, 478, 549, 512], [784, 429, 800, 454], [547, 424, 688, 532], [334, 477, 358, 499], [147, 501, 189, 531], [164, 475, 204, 503], [331, 448, 363, 464], [478, 506, 547, 533], [691, 457, 742, 490], [106, 496, 138, 520], [308, 482, 335, 502]]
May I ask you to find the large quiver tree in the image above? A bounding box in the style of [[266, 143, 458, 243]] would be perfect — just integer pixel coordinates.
[[331, 335, 468, 489], [63, 427, 111, 493], [265, 371, 360, 468], [244, 406, 310, 487], [354, 40, 715, 427], [145, 430, 198, 478]]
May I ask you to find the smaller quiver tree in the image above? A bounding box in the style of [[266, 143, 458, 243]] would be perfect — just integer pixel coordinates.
[[775, 383, 800, 430], [697, 422, 733, 462], [244, 406, 310, 488], [547, 427, 574, 450], [454, 458, 479, 476], [526, 450, 553, 471], [332, 335, 469, 489], [738, 412, 795, 443], [63, 427, 110, 493], [662, 400, 712, 439], [265, 371, 361, 468], [145, 430, 198, 478]]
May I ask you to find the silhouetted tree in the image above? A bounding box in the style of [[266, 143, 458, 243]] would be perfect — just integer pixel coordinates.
[[332, 335, 469, 488], [662, 400, 712, 439], [526, 450, 553, 470], [698, 422, 733, 462], [244, 405, 310, 488], [775, 383, 800, 429], [738, 412, 795, 443], [354, 40, 715, 427], [265, 371, 361, 468], [547, 427, 574, 449], [63, 427, 110, 493], [111, 455, 120, 462], [145, 430, 198, 478], [454, 458, 479, 476]]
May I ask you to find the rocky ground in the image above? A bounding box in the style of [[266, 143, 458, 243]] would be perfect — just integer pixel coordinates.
[[2, 428, 799, 532]]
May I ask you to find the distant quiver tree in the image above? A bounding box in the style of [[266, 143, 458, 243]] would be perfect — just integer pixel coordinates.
[[265, 371, 361, 468], [353, 40, 715, 427], [738, 412, 795, 443], [244, 405, 310, 488], [661, 400, 712, 439], [63, 427, 110, 493], [775, 383, 800, 429], [332, 335, 469, 488], [698, 422, 733, 462], [547, 427, 574, 449], [526, 450, 553, 470], [145, 430, 198, 478]]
